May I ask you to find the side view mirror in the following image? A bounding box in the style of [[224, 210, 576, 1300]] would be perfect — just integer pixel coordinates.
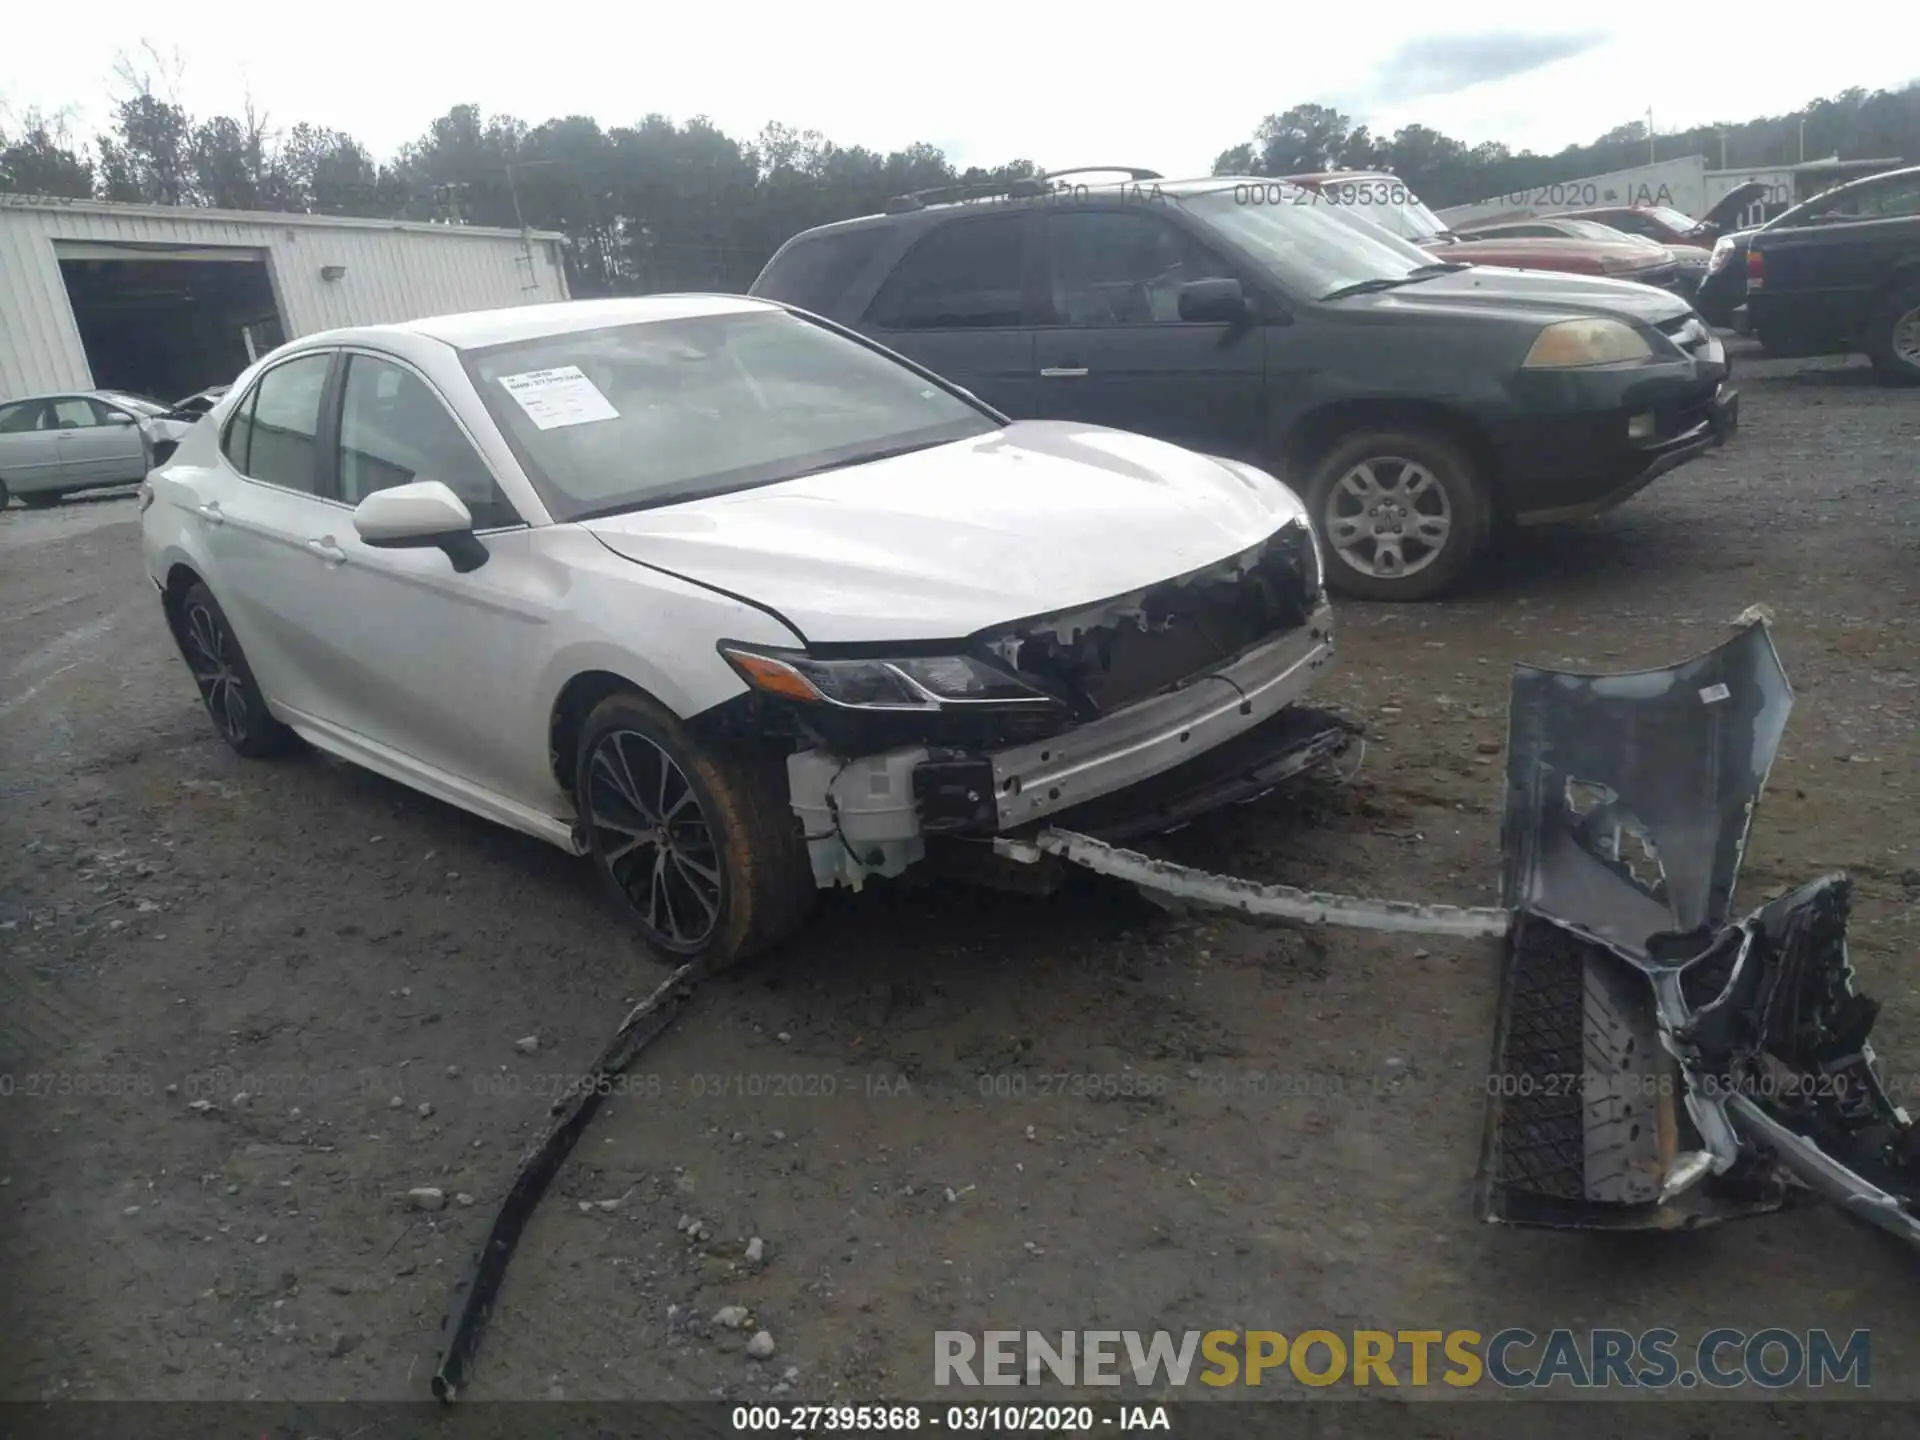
[[1179, 277, 1250, 324], [104, 410, 138, 426], [352, 479, 489, 573]]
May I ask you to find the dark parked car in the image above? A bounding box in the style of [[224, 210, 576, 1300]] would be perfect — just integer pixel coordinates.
[[1744, 164, 1920, 382], [750, 170, 1739, 602], [1696, 228, 1761, 328]]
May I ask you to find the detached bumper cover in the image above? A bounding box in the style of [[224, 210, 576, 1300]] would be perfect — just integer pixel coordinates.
[[1482, 619, 1920, 1247]]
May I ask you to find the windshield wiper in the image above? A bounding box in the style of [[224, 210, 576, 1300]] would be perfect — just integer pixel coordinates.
[[1320, 265, 1459, 301]]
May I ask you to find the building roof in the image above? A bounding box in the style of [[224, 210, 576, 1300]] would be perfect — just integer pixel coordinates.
[[0, 192, 568, 243]]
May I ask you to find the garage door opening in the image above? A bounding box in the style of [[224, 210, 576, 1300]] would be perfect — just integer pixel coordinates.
[[57, 244, 286, 406]]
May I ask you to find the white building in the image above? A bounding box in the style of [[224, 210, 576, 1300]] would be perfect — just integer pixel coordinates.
[[0, 195, 571, 402], [1435, 154, 1906, 231]]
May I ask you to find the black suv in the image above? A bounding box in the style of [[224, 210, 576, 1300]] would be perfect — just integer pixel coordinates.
[[1744, 164, 1920, 383], [750, 171, 1738, 602]]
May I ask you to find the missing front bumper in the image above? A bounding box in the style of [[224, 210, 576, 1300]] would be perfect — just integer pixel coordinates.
[[784, 604, 1338, 890], [1482, 619, 1920, 1247]]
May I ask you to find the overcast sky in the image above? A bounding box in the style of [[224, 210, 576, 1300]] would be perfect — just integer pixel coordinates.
[[3, 4, 1916, 176]]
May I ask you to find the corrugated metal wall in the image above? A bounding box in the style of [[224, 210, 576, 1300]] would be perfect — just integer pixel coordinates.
[[0, 199, 571, 397]]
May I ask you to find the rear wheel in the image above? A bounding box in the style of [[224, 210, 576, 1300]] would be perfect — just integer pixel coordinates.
[[576, 692, 814, 970], [1864, 276, 1920, 387], [175, 582, 300, 758], [1304, 427, 1491, 602]]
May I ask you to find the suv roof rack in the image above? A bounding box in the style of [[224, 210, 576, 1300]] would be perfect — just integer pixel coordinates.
[[883, 166, 1164, 214]]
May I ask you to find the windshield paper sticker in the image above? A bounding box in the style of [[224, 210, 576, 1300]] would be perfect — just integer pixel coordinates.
[[497, 366, 620, 431]]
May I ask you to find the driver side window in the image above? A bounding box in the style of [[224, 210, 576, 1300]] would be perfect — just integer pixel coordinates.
[[337, 355, 521, 530], [1044, 211, 1240, 327], [44, 398, 104, 429]]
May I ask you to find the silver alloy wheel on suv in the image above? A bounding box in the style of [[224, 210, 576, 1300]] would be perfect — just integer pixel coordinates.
[[1323, 456, 1454, 582]]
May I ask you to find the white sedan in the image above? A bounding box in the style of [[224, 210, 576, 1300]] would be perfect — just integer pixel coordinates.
[[141, 295, 1336, 966]]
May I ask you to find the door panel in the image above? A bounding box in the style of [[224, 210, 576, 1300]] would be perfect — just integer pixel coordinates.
[[0, 401, 61, 493], [298, 350, 553, 804], [196, 352, 340, 718], [202, 483, 343, 717], [1032, 209, 1267, 458], [45, 398, 145, 485], [310, 527, 562, 805]]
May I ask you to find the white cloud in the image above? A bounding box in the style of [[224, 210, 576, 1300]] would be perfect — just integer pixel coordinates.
[[2, 3, 1915, 178]]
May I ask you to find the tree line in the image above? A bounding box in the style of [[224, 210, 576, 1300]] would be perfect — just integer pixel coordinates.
[[3, 57, 1916, 297]]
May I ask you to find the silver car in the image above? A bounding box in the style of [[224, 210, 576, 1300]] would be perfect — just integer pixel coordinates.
[[0, 391, 189, 510]]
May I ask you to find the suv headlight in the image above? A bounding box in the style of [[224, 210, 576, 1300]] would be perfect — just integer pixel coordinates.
[[1521, 319, 1654, 368], [719, 644, 1064, 712]]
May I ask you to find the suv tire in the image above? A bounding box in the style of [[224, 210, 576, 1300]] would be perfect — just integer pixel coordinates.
[[1304, 427, 1492, 602], [1864, 275, 1920, 387]]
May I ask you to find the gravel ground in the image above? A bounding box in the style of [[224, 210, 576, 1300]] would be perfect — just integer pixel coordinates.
[[1, 343, 1915, 1420]]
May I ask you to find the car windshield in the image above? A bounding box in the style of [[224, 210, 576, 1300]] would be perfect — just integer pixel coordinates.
[[1304, 180, 1452, 242], [463, 308, 1001, 521], [1178, 187, 1440, 300]]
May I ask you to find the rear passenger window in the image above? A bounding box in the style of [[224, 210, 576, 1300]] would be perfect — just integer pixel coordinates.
[[864, 214, 1026, 330], [754, 229, 886, 313], [337, 355, 520, 530], [224, 354, 331, 493]]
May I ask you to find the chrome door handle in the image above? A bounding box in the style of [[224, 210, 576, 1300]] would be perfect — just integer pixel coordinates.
[[196, 501, 224, 525], [305, 538, 347, 565], [1040, 367, 1089, 378]]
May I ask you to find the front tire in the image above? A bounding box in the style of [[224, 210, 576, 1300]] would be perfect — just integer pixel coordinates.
[[1864, 276, 1920, 387], [174, 582, 300, 758], [576, 692, 814, 970], [1304, 428, 1491, 602]]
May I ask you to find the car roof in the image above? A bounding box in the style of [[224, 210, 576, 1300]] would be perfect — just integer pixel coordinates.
[[290, 293, 785, 353], [1274, 171, 1400, 186], [783, 175, 1255, 241]]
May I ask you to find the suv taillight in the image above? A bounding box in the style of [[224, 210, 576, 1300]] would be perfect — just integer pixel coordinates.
[[1746, 248, 1765, 289]]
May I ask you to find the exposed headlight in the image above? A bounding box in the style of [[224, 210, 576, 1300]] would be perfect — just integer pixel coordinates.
[[718, 645, 1063, 712], [1521, 319, 1654, 368]]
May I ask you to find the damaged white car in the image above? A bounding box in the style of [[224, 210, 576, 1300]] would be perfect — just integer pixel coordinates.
[[139, 295, 1341, 965]]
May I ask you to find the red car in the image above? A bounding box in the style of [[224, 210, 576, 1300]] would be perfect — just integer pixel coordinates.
[[1279, 171, 1686, 292]]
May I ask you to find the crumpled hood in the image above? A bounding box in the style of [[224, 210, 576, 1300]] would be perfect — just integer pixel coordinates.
[[581, 420, 1309, 644]]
